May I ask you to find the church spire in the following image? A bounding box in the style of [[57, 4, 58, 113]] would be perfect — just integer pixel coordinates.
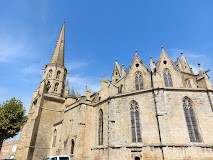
[[50, 22, 65, 66]]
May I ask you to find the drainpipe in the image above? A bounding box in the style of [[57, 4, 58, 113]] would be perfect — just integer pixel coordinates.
[[151, 71, 164, 160]]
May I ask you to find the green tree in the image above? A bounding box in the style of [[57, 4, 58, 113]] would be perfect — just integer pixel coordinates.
[[0, 97, 27, 152]]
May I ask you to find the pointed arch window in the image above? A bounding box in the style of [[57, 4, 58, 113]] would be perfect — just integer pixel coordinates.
[[71, 139, 75, 154], [56, 71, 61, 80], [135, 71, 143, 90], [98, 109, 103, 145], [130, 101, 142, 143], [52, 129, 57, 147], [185, 79, 192, 88], [183, 97, 201, 142], [47, 81, 51, 92], [163, 69, 173, 87], [54, 83, 59, 92], [48, 69, 53, 78]]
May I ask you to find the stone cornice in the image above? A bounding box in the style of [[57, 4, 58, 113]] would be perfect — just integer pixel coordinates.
[[43, 93, 65, 103], [92, 87, 213, 107]]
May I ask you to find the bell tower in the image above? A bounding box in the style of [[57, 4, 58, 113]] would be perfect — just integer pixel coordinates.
[[16, 22, 68, 160], [43, 22, 67, 96]]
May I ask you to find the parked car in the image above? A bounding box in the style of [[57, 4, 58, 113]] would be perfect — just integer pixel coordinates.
[[44, 155, 71, 160]]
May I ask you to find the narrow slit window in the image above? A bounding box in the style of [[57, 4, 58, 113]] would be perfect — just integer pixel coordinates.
[[98, 109, 103, 145], [71, 139, 74, 154], [52, 129, 57, 147], [47, 81, 51, 92]]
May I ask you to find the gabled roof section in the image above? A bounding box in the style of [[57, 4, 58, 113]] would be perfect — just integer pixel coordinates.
[[50, 22, 65, 66], [129, 50, 150, 71], [156, 46, 179, 71], [179, 52, 192, 73]]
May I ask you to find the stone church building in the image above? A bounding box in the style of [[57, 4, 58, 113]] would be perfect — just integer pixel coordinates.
[[14, 23, 213, 160]]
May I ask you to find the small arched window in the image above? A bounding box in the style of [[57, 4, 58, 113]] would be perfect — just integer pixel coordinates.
[[54, 83, 59, 92], [185, 79, 192, 88], [47, 81, 51, 92], [135, 157, 140, 160], [71, 139, 75, 154], [163, 69, 173, 87], [183, 97, 201, 142], [48, 69, 53, 78], [135, 71, 143, 90], [56, 71, 61, 80], [98, 109, 103, 145], [52, 129, 57, 147], [130, 101, 142, 143]]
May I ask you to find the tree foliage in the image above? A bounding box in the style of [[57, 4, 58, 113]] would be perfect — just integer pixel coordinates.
[[0, 97, 27, 152]]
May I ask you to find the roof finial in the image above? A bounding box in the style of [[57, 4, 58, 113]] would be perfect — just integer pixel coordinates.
[[116, 59, 118, 62], [122, 64, 124, 66], [161, 45, 163, 49], [181, 51, 183, 55], [135, 49, 137, 54], [150, 56, 152, 59], [198, 62, 200, 67]]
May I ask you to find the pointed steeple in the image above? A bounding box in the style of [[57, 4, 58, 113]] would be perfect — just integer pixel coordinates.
[[68, 87, 76, 97], [50, 22, 65, 66]]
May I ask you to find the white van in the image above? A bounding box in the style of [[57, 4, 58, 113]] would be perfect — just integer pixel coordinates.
[[44, 155, 71, 160]]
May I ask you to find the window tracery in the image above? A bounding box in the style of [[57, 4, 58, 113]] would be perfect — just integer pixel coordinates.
[[163, 69, 173, 87], [130, 100, 142, 143], [135, 71, 143, 90], [185, 79, 192, 88], [183, 97, 201, 142]]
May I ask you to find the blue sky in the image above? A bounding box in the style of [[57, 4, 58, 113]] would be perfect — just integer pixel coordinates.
[[0, 0, 213, 140]]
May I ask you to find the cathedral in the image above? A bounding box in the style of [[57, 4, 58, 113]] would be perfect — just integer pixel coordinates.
[[14, 23, 213, 160]]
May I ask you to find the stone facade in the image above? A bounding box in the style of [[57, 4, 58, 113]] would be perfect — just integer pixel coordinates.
[[12, 23, 213, 160], [0, 140, 19, 159]]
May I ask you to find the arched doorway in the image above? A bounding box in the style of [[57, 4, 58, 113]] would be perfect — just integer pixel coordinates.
[[135, 157, 140, 160]]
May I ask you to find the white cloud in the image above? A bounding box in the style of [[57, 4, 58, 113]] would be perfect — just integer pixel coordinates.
[[20, 63, 43, 75], [67, 74, 101, 95], [0, 31, 35, 62], [168, 48, 210, 75], [66, 62, 89, 71]]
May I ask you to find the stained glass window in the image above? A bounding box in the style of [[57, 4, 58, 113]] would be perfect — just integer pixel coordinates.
[[135, 72, 143, 90], [183, 97, 201, 142], [163, 69, 173, 87], [130, 101, 142, 143]]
